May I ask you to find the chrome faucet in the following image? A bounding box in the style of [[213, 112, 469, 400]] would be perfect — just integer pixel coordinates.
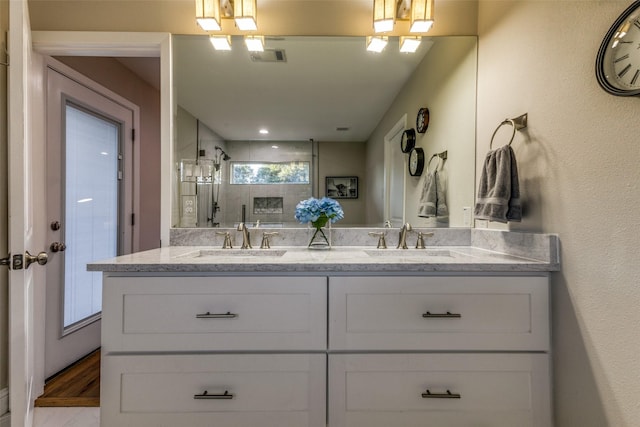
[[237, 222, 252, 249], [397, 223, 413, 249]]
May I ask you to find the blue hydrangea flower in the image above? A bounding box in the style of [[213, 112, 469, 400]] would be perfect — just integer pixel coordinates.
[[295, 197, 344, 227]]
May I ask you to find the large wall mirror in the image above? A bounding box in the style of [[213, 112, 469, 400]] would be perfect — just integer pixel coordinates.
[[172, 34, 477, 228]]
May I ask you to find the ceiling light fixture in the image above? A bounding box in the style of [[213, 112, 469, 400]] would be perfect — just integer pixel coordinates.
[[410, 0, 435, 33], [259, 129, 269, 134], [366, 36, 388, 53], [209, 35, 232, 50], [234, 0, 258, 31], [195, 0, 222, 31], [399, 36, 421, 53], [245, 35, 264, 52], [373, 0, 396, 33]]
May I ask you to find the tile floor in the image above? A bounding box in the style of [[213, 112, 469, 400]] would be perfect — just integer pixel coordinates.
[[34, 407, 100, 427]]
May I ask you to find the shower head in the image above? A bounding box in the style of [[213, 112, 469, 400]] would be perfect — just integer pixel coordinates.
[[215, 146, 231, 161]]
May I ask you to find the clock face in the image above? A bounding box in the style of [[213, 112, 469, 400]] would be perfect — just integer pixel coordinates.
[[408, 147, 424, 176], [400, 129, 416, 153], [416, 107, 430, 133], [596, 1, 640, 96]]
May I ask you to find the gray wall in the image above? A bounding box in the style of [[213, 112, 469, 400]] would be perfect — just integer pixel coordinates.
[[318, 141, 367, 225], [365, 36, 477, 227], [477, 1, 640, 425]]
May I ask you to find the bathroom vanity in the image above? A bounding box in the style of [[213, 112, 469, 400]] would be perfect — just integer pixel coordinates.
[[89, 229, 559, 427]]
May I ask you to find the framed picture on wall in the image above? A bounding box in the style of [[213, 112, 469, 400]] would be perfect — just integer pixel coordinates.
[[326, 176, 358, 199]]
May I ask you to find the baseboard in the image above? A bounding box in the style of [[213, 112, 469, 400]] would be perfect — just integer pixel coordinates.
[[0, 388, 8, 427]]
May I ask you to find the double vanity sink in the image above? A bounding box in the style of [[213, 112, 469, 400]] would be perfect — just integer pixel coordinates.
[[91, 229, 559, 427], [90, 243, 557, 274]]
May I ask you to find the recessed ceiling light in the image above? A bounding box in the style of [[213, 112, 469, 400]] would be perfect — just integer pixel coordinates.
[[366, 36, 388, 53], [259, 129, 269, 134], [271, 145, 279, 149], [245, 35, 264, 52], [210, 35, 232, 51], [400, 36, 421, 53]]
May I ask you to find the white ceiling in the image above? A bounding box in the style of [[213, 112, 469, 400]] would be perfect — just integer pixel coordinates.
[[173, 35, 433, 142]]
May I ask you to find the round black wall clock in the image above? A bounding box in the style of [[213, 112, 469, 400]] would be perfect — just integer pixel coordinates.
[[408, 147, 424, 177], [400, 129, 416, 153], [596, 0, 640, 96], [416, 107, 430, 133]]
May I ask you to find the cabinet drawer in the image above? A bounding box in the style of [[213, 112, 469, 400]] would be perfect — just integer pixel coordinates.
[[103, 276, 326, 351], [101, 353, 326, 427], [329, 275, 549, 351], [329, 353, 551, 427]]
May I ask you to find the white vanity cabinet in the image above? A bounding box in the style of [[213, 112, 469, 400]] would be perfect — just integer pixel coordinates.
[[101, 273, 552, 427], [100, 275, 328, 427], [328, 275, 552, 427]]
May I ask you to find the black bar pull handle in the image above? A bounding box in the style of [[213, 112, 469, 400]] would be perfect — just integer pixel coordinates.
[[196, 311, 238, 319], [421, 389, 461, 399], [422, 311, 461, 319], [194, 390, 234, 400]]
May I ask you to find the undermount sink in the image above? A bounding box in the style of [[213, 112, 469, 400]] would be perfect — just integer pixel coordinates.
[[364, 249, 458, 258], [177, 249, 288, 258]]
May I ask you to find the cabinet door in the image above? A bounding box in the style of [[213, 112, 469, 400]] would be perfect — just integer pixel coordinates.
[[103, 275, 327, 351], [328, 353, 551, 427], [329, 275, 549, 351], [102, 353, 326, 427]]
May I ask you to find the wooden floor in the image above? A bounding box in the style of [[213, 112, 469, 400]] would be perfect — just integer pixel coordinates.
[[35, 349, 100, 407]]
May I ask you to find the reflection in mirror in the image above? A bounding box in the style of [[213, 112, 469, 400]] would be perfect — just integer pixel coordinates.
[[172, 35, 477, 228]]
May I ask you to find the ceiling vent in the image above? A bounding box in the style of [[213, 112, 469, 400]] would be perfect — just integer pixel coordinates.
[[250, 49, 287, 63]]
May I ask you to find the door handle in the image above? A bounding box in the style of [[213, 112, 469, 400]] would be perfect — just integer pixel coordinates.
[[25, 251, 48, 269], [0, 254, 10, 268], [50, 242, 66, 252]]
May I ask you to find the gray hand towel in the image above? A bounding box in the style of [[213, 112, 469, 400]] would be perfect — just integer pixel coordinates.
[[418, 170, 449, 219], [418, 171, 437, 217], [474, 145, 521, 223]]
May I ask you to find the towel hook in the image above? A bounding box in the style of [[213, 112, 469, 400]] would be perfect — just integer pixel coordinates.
[[489, 113, 528, 149]]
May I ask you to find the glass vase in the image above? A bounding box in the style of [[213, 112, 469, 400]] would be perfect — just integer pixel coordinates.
[[308, 220, 331, 249]]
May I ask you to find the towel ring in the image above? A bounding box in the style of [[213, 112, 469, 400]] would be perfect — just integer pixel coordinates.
[[427, 154, 441, 173], [489, 119, 516, 149]]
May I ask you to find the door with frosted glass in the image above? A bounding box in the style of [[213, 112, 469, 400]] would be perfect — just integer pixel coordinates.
[[45, 61, 136, 378]]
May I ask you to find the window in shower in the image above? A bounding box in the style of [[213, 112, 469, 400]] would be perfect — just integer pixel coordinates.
[[230, 161, 310, 184]]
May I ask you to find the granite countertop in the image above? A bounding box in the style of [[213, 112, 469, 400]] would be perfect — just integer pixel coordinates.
[[87, 230, 560, 273]]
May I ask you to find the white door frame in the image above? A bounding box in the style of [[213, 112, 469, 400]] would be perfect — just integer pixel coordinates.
[[383, 115, 407, 226]]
